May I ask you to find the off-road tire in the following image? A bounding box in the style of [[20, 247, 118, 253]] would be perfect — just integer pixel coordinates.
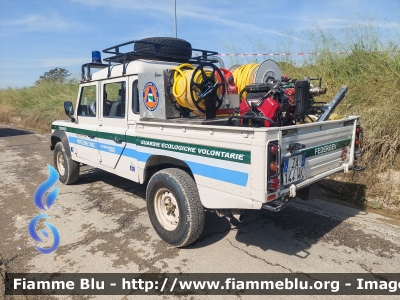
[[54, 142, 80, 185], [146, 168, 204, 247], [134, 37, 192, 58]]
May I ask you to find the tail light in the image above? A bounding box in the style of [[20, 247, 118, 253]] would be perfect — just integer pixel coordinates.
[[341, 147, 348, 161], [355, 125, 363, 146], [267, 141, 281, 195], [354, 125, 363, 162], [268, 177, 280, 190], [269, 144, 278, 155]]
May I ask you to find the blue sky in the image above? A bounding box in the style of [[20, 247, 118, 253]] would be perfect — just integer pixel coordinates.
[[0, 0, 399, 88]]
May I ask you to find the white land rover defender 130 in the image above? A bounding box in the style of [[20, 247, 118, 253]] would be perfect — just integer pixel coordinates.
[[50, 37, 364, 247]]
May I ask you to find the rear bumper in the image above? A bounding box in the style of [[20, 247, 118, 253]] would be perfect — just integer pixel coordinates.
[[278, 164, 348, 199]]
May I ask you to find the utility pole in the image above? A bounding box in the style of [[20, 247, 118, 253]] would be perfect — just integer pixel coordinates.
[[174, 0, 177, 38]]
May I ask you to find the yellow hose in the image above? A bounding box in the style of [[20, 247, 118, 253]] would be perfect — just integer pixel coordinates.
[[171, 65, 192, 100], [232, 63, 259, 100], [171, 63, 222, 112]]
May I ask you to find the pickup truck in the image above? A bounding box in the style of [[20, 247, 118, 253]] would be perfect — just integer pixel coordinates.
[[50, 37, 363, 247]]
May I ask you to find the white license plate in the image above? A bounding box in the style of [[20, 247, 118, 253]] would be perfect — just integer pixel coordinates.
[[283, 153, 306, 185]]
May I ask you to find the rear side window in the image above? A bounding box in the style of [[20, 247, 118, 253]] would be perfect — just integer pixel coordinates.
[[103, 81, 126, 118], [132, 80, 139, 114], [77, 85, 96, 117]]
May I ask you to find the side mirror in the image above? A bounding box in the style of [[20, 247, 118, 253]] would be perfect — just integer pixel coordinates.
[[64, 101, 75, 122]]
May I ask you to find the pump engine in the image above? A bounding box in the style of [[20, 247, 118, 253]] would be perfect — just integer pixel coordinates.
[[230, 76, 328, 127]]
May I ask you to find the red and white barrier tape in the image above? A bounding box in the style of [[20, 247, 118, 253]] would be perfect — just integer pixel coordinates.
[[193, 50, 400, 57]]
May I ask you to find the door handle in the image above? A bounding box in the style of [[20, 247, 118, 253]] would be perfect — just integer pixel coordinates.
[[114, 137, 122, 144], [88, 135, 96, 139]]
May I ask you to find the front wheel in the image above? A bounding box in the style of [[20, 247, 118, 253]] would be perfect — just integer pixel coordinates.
[[54, 142, 80, 184], [146, 168, 204, 247]]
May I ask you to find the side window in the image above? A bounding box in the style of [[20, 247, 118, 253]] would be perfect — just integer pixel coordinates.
[[77, 85, 96, 117], [103, 81, 126, 118], [132, 80, 140, 114]]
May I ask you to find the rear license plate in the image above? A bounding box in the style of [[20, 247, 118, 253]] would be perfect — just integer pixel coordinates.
[[283, 153, 306, 185]]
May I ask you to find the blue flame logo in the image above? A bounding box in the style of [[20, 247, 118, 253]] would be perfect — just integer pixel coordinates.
[[28, 164, 61, 254]]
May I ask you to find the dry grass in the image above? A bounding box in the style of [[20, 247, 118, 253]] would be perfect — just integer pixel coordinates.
[[280, 50, 400, 171], [275, 24, 400, 214], [222, 20, 400, 214], [0, 80, 78, 132]]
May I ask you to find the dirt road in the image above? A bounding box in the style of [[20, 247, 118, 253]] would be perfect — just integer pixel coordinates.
[[1, 124, 399, 299]]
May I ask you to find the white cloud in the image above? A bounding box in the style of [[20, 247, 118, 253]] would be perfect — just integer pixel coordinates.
[[40, 57, 89, 67], [278, 13, 400, 32], [70, 0, 171, 12], [69, 0, 306, 42], [0, 12, 86, 33], [0, 57, 88, 69], [178, 10, 307, 43], [7, 15, 40, 26]]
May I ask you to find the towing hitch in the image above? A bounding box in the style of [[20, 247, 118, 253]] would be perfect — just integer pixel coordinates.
[[352, 165, 366, 171]]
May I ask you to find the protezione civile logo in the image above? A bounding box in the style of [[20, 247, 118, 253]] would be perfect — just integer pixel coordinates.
[[28, 164, 60, 254]]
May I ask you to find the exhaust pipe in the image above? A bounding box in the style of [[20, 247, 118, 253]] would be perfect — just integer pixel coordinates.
[[215, 209, 246, 222], [231, 210, 245, 222]]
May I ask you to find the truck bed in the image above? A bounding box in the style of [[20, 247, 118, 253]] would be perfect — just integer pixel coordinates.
[[132, 116, 359, 206]]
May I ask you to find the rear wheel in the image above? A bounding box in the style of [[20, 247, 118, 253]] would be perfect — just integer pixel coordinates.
[[54, 142, 80, 184], [146, 168, 204, 247]]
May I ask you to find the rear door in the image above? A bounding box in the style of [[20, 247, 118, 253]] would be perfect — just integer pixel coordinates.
[[280, 120, 355, 186], [115, 76, 140, 179], [97, 79, 128, 169]]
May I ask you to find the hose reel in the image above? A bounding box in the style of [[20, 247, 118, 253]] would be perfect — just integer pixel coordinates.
[[256, 59, 282, 84], [170, 63, 226, 119], [231, 59, 283, 99]]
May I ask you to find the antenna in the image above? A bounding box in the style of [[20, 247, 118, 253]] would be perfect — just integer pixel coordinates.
[[174, 0, 177, 38]]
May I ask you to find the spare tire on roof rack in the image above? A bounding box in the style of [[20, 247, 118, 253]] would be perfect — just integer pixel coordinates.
[[134, 37, 192, 58]]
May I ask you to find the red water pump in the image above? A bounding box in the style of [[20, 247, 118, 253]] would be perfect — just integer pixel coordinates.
[[229, 76, 328, 127], [215, 68, 239, 116], [220, 68, 238, 94], [237, 83, 281, 127], [215, 68, 238, 94]]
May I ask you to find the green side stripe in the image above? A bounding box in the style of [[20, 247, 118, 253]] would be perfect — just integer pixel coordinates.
[[97, 131, 125, 142], [52, 125, 126, 141], [52, 125, 351, 162], [52, 125, 250, 164], [125, 135, 137, 144], [52, 125, 93, 136], [136, 137, 250, 164], [301, 139, 352, 158]]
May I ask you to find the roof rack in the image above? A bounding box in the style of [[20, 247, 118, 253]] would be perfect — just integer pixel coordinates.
[[103, 39, 218, 63], [81, 40, 220, 81], [104, 40, 219, 77], [81, 62, 108, 82]]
